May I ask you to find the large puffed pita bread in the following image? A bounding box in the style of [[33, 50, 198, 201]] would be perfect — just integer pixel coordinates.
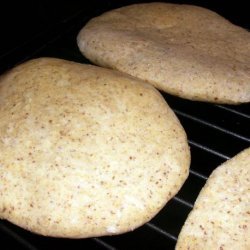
[[176, 147, 250, 250], [77, 2, 250, 104], [0, 57, 190, 238]]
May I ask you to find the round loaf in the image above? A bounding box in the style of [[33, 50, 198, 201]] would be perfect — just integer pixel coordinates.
[[77, 3, 250, 104], [0, 58, 190, 238], [176, 147, 250, 250]]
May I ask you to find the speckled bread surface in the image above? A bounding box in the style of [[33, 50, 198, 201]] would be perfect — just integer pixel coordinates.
[[77, 2, 250, 104], [0, 57, 190, 238], [176, 147, 250, 250]]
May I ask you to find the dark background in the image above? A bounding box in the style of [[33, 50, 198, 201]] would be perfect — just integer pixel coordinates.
[[0, 0, 249, 58]]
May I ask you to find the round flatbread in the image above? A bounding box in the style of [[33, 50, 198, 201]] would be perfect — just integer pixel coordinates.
[[176, 147, 250, 250], [0, 58, 190, 238], [77, 2, 250, 104]]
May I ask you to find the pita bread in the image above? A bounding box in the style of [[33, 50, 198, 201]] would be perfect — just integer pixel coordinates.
[[77, 2, 250, 104], [0, 58, 190, 238], [176, 147, 250, 250]]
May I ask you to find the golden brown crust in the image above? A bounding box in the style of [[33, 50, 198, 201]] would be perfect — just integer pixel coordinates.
[[77, 2, 250, 104], [176, 147, 250, 250], [0, 57, 190, 238]]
